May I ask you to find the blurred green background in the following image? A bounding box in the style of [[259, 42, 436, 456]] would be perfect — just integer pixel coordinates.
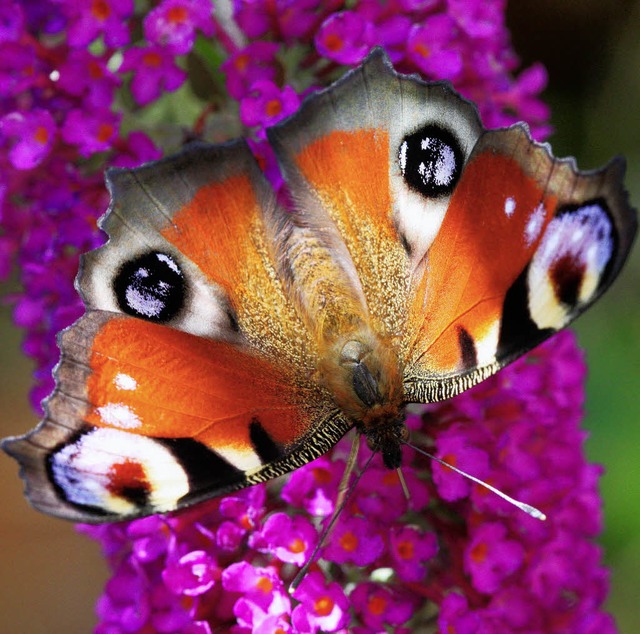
[[1, 1, 639, 632]]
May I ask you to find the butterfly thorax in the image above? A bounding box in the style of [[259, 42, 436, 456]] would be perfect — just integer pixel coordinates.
[[318, 329, 406, 469]]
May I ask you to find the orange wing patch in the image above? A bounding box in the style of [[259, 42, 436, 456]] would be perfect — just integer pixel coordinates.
[[161, 174, 261, 298], [161, 172, 316, 367], [84, 314, 315, 455], [294, 129, 409, 341]]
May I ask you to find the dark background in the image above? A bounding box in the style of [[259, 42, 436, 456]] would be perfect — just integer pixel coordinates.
[[1, 1, 639, 631]]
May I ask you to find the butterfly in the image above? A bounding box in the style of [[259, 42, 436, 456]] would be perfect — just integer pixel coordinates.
[[2, 49, 636, 523]]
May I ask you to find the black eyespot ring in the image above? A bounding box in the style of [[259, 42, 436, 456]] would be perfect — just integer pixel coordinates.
[[398, 124, 463, 198], [113, 251, 185, 322]]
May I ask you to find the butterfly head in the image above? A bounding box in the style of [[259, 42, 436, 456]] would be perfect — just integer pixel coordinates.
[[361, 415, 409, 470]]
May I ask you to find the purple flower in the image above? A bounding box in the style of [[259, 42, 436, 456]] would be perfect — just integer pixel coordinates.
[[250, 512, 317, 565], [144, 0, 215, 55], [0, 41, 39, 96], [61, 108, 121, 156], [315, 11, 374, 65], [432, 424, 490, 500], [371, 14, 412, 63], [0, 109, 56, 169], [239, 79, 300, 129], [0, 1, 25, 43], [322, 515, 385, 566], [223, 562, 290, 614], [111, 131, 162, 168], [350, 583, 415, 630], [407, 15, 464, 80], [448, 0, 505, 39], [278, 0, 337, 42], [127, 515, 171, 563], [438, 593, 482, 634], [291, 571, 350, 633], [62, 0, 134, 48], [232, 0, 273, 39], [119, 44, 187, 105], [280, 455, 344, 517], [162, 550, 219, 596], [56, 50, 120, 109], [464, 521, 525, 593], [389, 525, 438, 582], [221, 42, 281, 100]]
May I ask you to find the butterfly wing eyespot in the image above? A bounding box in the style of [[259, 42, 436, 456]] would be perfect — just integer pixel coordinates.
[[113, 251, 186, 322], [525, 200, 616, 330], [398, 124, 465, 198]]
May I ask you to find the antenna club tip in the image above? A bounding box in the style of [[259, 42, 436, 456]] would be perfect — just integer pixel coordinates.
[[522, 504, 547, 521]]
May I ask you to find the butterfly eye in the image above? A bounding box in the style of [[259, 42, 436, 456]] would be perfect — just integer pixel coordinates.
[[398, 125, 463, 198], [113, 251, 185, 322]]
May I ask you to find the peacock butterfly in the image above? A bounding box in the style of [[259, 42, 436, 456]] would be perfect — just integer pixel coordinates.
[[2, 49, 636, 523]]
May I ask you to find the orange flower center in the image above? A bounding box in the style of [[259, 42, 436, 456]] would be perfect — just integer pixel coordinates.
[[314, 595, 334, 617], [234, 53, 250, 71], [383, 471, 399, 486], [91, 0, 111, 21], [265, 99, 282, 117], [368, 595, 387, 616], [413, 42, 430, 59], [324, 33, 344, 52], [339, 531, 358, 552], [397, 540, 414, 560], [470, 541, 488, 564], [256, 576, 273, 593], [88, 60, 104, 80], [34, 126, 50, 145], [289, 538, 306, 554], [442, 453, 457, 467], [97, 123, 114, 143], [312, 467, 331, 484], [143, 51, 163, 68], [167, 6, 188, 23]]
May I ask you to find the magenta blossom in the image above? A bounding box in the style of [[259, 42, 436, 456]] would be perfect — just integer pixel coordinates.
[[0, 108, 56, 169], [143, 0, 214, 54], [61, 0, 134, 48], [119, 44, 188, 105], [315, 11, 374, 64], [239, 79, 301, 129]]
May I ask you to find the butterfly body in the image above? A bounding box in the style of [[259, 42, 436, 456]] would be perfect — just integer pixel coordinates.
[[2, 49, 636, 523]]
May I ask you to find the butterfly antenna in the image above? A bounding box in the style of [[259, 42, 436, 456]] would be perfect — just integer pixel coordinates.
[[396, 467, 410, 500], [404, 441, 546, 521], [289, 441, 376, 593]]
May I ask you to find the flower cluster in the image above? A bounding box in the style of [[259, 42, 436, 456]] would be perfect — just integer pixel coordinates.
[[1, 0, 613, 632]]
